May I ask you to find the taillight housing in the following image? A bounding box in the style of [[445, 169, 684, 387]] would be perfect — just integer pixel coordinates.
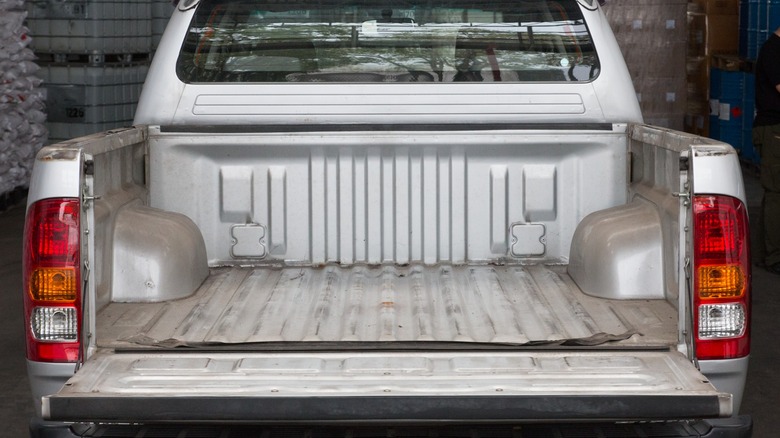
[[692, 195, 750, 360], [22, 198, 81, 362]]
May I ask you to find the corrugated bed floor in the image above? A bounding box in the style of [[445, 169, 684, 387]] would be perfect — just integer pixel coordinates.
[[98, 264, 678, 348]]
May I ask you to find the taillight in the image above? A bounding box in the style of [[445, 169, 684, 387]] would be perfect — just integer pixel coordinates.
[[692, 195, 750, 360], [22, 198, 81, 362]]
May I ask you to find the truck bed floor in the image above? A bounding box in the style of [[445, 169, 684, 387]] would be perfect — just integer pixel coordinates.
[[54, 265, 724, 424], [98, 264, 677, 348]]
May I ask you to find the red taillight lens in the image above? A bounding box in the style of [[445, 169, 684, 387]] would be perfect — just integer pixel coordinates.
[[692, 195, 750, 360], [23, 198, 81, 363]]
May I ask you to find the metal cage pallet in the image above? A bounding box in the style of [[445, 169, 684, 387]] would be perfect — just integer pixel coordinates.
[[38, 62, 149, 144], [26, 0, 152, 54]]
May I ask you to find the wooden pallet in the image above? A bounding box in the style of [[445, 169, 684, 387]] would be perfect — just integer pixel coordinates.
[[710, 54, 755, 73]]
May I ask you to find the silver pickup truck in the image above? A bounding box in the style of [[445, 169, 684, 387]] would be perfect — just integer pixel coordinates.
[[24, 0, 753, 436]]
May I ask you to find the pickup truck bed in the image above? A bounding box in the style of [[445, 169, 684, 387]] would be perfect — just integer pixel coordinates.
[[36, 123, 733, 423]]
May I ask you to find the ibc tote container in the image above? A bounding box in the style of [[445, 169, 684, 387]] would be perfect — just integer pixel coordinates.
[[152, 0, 175, 50], [26, 0, 152, 55], [39, 62, 149, 143]]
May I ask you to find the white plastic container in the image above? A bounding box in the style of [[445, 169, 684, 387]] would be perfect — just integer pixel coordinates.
[[26, 0, 152, 54], [39, 63, 149, 143]]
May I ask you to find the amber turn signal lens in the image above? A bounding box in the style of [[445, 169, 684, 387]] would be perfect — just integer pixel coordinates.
[[697, 265, 745, 299], [29, 267, 77, 302]]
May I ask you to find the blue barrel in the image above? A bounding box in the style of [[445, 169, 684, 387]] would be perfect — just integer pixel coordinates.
[[717, 70, 745, 150], [720, 70, 744, 101]]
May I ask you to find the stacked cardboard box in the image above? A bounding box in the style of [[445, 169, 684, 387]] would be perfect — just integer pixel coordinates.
[[685, 0, 740, 136], [604, 0, 688, 130]]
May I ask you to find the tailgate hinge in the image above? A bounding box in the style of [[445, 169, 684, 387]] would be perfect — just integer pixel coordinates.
[[672, 181, 691, 206]]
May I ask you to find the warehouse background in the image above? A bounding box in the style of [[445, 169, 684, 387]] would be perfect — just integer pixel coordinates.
[[0, 0, 172, 210], [602, 0, 779, 168], [0, 0, 777, 205]]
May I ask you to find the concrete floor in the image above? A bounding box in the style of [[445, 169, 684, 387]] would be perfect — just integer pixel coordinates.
[[0, 171, 777, 437], [0, 200, 34, 437]]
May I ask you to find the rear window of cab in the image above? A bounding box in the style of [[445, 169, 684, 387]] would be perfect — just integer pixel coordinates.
[[177, 0, 600, 83]]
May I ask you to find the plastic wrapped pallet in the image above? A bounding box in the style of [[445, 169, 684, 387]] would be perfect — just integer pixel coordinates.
[[0, 3, 47, 202], [604, 0, 688, 130]]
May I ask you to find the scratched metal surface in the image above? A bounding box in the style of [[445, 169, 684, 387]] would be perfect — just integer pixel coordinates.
[[98, 264, 677, 347]]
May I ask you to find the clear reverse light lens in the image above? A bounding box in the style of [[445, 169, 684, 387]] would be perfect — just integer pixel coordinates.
[[31, 307, 78, 341], [698, 303, 746, 339]]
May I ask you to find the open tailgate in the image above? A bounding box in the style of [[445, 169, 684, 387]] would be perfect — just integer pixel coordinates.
[[43, 349, 730, 423]]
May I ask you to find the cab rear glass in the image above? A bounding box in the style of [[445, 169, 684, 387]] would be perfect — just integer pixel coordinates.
[[177, 0, 599, 83]]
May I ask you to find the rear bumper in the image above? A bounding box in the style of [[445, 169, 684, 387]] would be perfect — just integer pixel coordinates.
[[44, 394, 730, 423], [30, 416, 753, 438]]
